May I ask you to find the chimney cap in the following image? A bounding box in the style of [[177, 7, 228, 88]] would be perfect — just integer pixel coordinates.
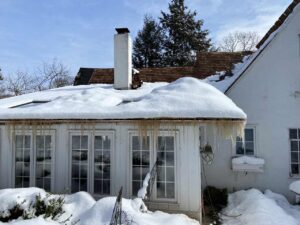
[[115, 28, 130, 34]]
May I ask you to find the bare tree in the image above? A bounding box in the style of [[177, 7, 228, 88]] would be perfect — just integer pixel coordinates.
[[34, 58, 73, 91], [2, 59, 73, 97], [219, 31, 260, 52], [6, 71, 35, 96]]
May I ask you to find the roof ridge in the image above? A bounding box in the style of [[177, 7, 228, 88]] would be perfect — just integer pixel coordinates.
[[256, 0, 300, 48]]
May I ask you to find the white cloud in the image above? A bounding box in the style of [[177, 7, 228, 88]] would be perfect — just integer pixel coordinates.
[[123, 0, 169, 16], [214, 0, 290, 44]]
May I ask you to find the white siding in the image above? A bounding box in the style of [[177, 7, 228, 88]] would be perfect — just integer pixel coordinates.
[[205, 6, 300, 201], [0, 122, 203, 217]]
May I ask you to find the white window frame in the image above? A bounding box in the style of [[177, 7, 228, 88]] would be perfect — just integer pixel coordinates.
[[289, 128, 300, 177], [129, 130, 178, 202], [235, 126, 256, 156], [12, 130, 56, 192], [69, 130, 115, 197]]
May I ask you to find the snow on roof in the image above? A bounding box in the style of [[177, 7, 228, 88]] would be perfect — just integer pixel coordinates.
[[205, 2, 300, 93], [0, 77, 246, 121]]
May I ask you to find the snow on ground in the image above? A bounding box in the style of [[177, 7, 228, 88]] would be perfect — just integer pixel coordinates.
[[0, 188, 199, 225], [0, 77, 246, 120], [221, 189, 300, 225]]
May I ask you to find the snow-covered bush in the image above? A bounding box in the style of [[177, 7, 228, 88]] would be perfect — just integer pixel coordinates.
[[0, 193, 66, 222]]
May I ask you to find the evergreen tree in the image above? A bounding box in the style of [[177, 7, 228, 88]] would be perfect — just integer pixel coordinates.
[[133, 16, 165, 68], [160, 0, 211, 66]]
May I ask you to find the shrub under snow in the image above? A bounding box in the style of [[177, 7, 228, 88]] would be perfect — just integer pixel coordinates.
[[0, 188, 199, 225], [221, 189, 300, 225]]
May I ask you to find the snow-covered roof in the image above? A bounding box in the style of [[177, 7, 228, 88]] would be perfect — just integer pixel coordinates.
[[205, 1, 300, 93], [0, 77, 246, 121]]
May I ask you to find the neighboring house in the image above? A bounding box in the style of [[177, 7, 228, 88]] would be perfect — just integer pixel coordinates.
[[0, 29, 246, 220], [205, 0, 300, 201]]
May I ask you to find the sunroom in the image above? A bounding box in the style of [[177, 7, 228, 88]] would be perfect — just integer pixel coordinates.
[[0, 76, 246, 219]]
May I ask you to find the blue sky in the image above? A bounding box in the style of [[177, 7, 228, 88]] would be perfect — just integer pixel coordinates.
[[0, 0, 291, 77]]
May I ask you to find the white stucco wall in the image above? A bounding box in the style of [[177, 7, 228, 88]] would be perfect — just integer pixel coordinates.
[[204, 6, 300, 201], [0, 121, 202, 218]]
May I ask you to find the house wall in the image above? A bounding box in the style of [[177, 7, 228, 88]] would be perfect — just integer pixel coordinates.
[[0, 122, 202, 219], [204, 6, 300, 201]]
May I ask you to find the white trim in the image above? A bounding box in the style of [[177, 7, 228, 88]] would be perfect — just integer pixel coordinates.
[[11, 130, 56, 192], [288, 128, 300, 177], [233, 126, 257, 156], [128, 130, 178, 203], [68, 130, 115, 197]]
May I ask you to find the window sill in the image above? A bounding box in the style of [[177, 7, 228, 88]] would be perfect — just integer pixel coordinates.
[[145, 201, 179, 211], [232, 156, 265, 173]]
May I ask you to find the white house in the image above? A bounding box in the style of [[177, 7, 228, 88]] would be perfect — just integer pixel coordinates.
[[0, 28, 246, 220], [205, 0, 300, 202]]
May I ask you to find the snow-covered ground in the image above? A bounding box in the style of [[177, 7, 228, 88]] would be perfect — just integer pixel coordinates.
[[0, 188, 199, 225], [221, 189, 300, 225]]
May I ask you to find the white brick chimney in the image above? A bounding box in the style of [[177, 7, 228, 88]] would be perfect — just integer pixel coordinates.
[[114, 28, 132, 90]]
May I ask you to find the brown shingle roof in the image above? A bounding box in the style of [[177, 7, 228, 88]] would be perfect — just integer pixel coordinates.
[[74, 52, 249, 85], [256, 0, 300, 49]]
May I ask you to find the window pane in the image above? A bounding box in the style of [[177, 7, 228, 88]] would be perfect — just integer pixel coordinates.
[[157, 152, 166, 165], [290, 129, 298, 139], [291, 164, 299, 174], [103, 180, 110, 195], [16, 136, 23, 148], [15, 135, 31, 188], [132, 166, 141, 180], [103, 151, 110, 164], [131, 136, 150, 196], [236, 129, 255, 155], [245, 129, 254, 141], [132, 136, 140, 150], [25, 136, 31, 148], [80, 179, 87, 192], [93, 135, 111, 195], [166, 152, 175, 166], [94, 180, 102, 194], [141, 152, 150, 166], [103, 137, 111, 150], [156, 136, 175, 199], [132, 151, 141, 165], [71, 135, 88, 193], [81, 136, 88, 149], [72, 136, 81, 149], [157, 166, 165, 182], [291, 152, 299, 163], [166, 167, 175, 182], [36, 136, 44, 149], [165, 136, 174, 151], [72, 164, 79, 178], [291, 141, 298, 151], [103, 165, 110, 179], [132, 181, 141, 196], [80, 165, 88, 178], [36, 135, 52, 192], [94, 136, 103, 150], [157, 182, 165, 198], [245, 142, 254, 155], [72, 179, 80, 192], [158, 137, 165, 151], [166, 183, 175, 199], [45, 136, 52, 149], [142, 136, 150, 150]]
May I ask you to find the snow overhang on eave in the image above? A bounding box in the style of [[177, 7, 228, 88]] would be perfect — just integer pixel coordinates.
[[0, 117, 246, 125]]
